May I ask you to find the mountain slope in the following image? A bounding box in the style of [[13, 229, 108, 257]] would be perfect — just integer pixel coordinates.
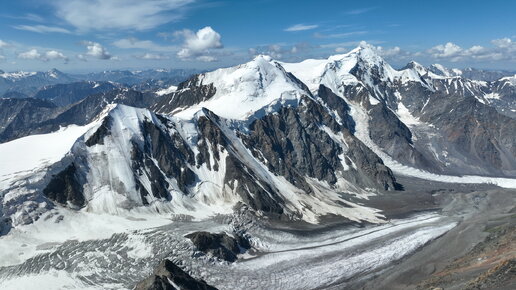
[[1, 103, 396, 233], [283, 43, 516, 178], [0, 88, 158, 142]]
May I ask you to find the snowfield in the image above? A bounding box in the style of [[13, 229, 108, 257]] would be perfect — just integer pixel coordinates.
[[0, 124, 93, 188], [174, 55, 310, 121], [0, 212, 456, 290]]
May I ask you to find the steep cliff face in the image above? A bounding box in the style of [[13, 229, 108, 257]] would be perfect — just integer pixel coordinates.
[[282, 44, 516, 177], [17, 103, 385, 225]]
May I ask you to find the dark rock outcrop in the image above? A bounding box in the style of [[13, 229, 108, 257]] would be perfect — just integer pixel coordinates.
[[242, 96, 399, 191], [135, 259, 217, 290], [43, 163, 85, 208], [153, 75, 216, 114], [0, 88, 157, 142], [0, 98, 58, 142], [185, 231, 251, 262]]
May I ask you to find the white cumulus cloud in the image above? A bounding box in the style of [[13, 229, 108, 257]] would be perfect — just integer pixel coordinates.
[[175, 26, 223, 62], [17, 49, 68, 62], [428, 42, 463, 59], [17, 49, 42, 60], [424, 38, 516, 62], [79, 41, 113, 60]]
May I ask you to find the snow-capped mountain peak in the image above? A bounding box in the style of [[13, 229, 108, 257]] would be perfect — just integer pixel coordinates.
[[168, 54, 312, 121], [499, 74, 516, 85], [283, 43, 427, 95], [429, 63, 462, 77], [403, 61, 429, 76]]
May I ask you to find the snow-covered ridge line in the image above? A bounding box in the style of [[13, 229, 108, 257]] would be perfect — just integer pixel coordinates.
[[172, 54, 312, 121], [155, 85, 178, 96], [348, 100, 516, 189]]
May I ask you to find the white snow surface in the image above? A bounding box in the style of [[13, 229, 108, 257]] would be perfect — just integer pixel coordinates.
[[396, 101, 421, 126], [0, 71, 37, 80], [500, 74, 516, 85], [281, 45, 516, 189], [173, 55, 311, 121], [430, 63, 462, 77], [0, 209, 171, 267], [282, 44, 427, 95], [0, 124, 97, 189], [484, 92, 501, 100], [0, 126, 88, 177], [0, 270, 99, 290], [156, 85, 178, 96]]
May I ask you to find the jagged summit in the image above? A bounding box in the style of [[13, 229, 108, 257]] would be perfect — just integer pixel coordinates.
[[403, 61, 428, 75], [429, 63, 462, 77], [282, 42, 427, 93], [156, 53, 312, 121]]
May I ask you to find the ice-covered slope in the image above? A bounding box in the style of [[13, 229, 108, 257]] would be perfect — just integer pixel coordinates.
[[0, 125, 94, 187], [282, 43, 516, 184], [156, 55, 312, 121], [282, 43, 427, 95], [2, 103, 395, 230], [155, 85, 177, 96]]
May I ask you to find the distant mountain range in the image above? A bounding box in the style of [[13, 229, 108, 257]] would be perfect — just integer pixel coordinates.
[[0, 68, 199, 97]]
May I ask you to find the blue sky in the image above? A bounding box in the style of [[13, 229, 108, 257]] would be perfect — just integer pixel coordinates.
[[0, 0, 514, 72]]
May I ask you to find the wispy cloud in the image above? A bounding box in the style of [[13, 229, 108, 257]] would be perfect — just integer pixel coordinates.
[[112, 37, 176, 52], [54, 0, 195, 31], [344, 7, 376, 15], [3, 13, 45, 22], [13, 25, 71, 34], [249, 42, 314, 60], [136, 53, 170, 60], [284, 24, 319, 32], [313, 31, 368, 39], [0, 40, 11, 48]]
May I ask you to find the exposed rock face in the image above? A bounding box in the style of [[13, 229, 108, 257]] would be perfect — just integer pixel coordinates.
[[242, 96, 399, 192], [0, 88, 157, 142], [0, 98, 58, 142], [423, 96, 516, 172], [135, 259, 218, 290], [185, 231, 250, 262], [152, 75, 216, 114], [391, 80, 516, 176], [134, 119, 196, 198], [317, 85, 355, 132], [43, 163, 85, 208], [85, 115, 112, 147], [338, 49, 516, 177]]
